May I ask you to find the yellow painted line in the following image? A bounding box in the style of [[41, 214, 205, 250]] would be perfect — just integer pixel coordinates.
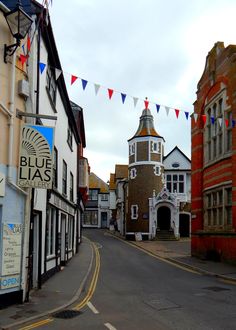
[[108, 233, 200, 275], [18, 318, 53, 330], [18, 240, 100, 330], [220, 278, 236, 286], [73, 242, 100, 311]]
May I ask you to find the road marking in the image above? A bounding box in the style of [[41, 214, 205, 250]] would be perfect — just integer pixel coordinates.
[[104, 322, 117, 330], [220, 278, 236, 286], [109, 233, 200, 275], [19, 318, 53, 330], [73, 241, 101, 311], [87, 301, 99, 314]]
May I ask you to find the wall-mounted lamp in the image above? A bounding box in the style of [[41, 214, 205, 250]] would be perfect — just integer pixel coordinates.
[[4, 0, 33, 63]]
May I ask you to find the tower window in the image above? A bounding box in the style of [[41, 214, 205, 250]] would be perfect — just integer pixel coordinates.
[[131, 205, 138, 220], [129, 143, 135, 156], [154, 165, 161, 176], [130, 168, 137, 179], [150, 141, 161, 153]]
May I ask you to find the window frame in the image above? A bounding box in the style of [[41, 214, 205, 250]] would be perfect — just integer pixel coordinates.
[[131, 205, 138, 220], [53, 147, 58, 189], [46, 66, 57, 105], [46, 207, 56, 258], [62, 160, 67, 196], [69, 172, 74, 202]]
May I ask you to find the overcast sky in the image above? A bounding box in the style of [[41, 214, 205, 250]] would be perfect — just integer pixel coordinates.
[[49, 0, 236, 182]]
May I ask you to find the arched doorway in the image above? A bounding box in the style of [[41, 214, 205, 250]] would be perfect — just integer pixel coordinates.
[[179, 213, 190, 237], [157, 206, 171, 230]]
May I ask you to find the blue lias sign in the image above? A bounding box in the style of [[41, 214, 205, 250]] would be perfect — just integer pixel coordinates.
[[18, 124, 54, 189]]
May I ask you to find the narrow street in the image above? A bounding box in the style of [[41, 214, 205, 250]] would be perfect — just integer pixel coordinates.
[[31, 229, 236, 330]]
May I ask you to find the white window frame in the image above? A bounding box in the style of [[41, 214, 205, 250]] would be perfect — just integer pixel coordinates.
[[150, 141, 161, 153], [204, 90, 232, 165], [130, 168, 137, 179], [131, 205, 138, 220], [46, 207, 56, 258], [166, 173, 185, 193], [129, 143, 135, 156], [154, 165, 161, 176], [68, 216, 74, 250]]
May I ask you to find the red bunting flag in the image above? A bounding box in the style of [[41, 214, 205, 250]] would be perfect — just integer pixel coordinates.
[[225, 119, 229, 127], [202, 114, 207, 125], [144, 100, 149, 109], [175, 109, 180, 118], [20, 54, 28, 67], [71, 75, 78, 85], [27, 36, 31, 52], [108, 88, 114, 99]]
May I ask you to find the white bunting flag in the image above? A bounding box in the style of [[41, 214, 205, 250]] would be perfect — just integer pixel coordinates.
[[133, 97, 138, 107], [55, 68, 62, 81], [165, 106, 170, 116], [193, 113, 198, 123], [218, 118, 223, 127], [94, 83, 101, 95]]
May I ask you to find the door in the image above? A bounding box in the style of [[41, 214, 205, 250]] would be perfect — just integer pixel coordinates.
[[101, 212, 108, 228], [157, 206, 171, 230], [179, 214, 190, 237]]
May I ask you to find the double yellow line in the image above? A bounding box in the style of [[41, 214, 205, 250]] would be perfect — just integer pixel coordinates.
[[73, 242, 101, 311], [19, 241, 100, 330]]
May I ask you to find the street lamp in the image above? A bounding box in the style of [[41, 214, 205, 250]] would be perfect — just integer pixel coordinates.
[[4, 0, 33, 63]]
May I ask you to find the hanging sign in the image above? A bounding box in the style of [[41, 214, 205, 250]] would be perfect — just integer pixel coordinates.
[[18, 124, 54, 189]]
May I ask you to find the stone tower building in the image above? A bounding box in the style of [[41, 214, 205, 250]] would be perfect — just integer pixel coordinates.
[[126, 107, 165, 239]]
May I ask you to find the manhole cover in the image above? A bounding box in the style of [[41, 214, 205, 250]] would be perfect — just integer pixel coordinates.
[[203, 286, 230, 292], [52, 310, 82, 319]]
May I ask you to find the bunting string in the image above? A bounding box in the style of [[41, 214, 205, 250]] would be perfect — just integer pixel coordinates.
[[18, 44, 236, 128]]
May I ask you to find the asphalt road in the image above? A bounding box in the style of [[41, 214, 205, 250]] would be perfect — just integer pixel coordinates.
[[40, 229, 236, 330]]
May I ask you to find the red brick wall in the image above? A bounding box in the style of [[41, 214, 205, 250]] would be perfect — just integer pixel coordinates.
[[191, 42, 236, 262]]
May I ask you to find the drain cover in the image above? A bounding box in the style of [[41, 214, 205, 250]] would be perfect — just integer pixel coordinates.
[[203, 286, 230, 292], [52, 310, 81, 319]]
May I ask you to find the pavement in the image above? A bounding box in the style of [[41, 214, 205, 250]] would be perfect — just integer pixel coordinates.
[[0, 231, 236, 329]]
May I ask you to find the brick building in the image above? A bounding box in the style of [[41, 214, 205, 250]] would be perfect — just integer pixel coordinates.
[[191, 42, 236, 263]]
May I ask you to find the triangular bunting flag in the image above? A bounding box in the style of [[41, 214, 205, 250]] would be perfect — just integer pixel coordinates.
[[165, 106, 170, 116], [22, 44, 25, 55], [133, 97, 138, 107], [156, 104, 160, 113], [71, 75, 78, 85], [39, 62, 46, 74], [55, 68, 62, 81], [211, 116, 215, 124], [108, 88, 114, 99], [185, 112, 189, 120], [218, 118, 223, 127], [193, 113, 198, 123], [175, 109, 180, 119], [202, 115, 207, 125], [144, 100, 149, 109], [27, 36, 31, 52], [232, 119, 236, 128], [94, 83, 100, 95], [121, 93, 126, 104], [20, 54, 28, 66], [225, 119, 229, 128], [81, 79, 88, 90]]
